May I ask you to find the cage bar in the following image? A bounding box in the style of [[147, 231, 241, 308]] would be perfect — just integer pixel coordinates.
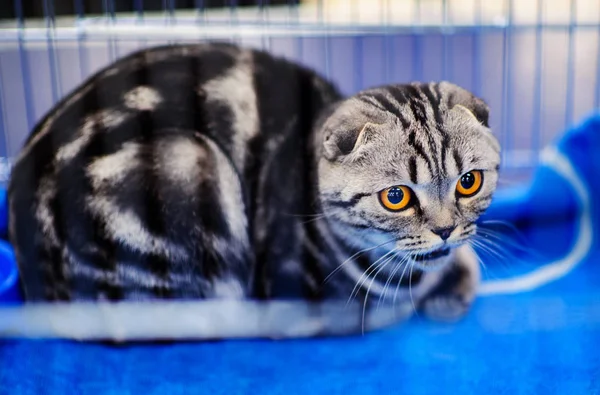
[[0, 0, 597, 184]]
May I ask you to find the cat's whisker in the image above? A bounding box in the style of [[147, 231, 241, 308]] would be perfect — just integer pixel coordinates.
[[469, 237, 514, 278], [478, 220, 535, 249], [468, 240, 493, 280], [381, 252, 412, 307], [299, 215, 329, 225], [361, 250, 398, 334], [393, 254, 413, 306], [346, 249, 392, 305], [475, 232, 532, 258], [408, 259, 419, 316], [282, 212, 326, 218], [474, 234, 528, 266], [377, 252, 406, 309], [348, 247, 398, 306], [483, 238, 540, 274], [475, 227, 543, 261], [324, 238, 397, 285], [479, 219, 521, 233], [472, 237, 517, 279], [470, 237, 507, 265], [291, 211, 338, 226]]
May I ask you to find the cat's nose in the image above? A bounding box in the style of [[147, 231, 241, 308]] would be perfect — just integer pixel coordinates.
[[432, 226, 455, 241]]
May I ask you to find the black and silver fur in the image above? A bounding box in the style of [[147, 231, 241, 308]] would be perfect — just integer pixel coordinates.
[[8, 42, 500, 324]]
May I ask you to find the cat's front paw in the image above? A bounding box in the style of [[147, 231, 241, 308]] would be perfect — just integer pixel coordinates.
[[418, 245, 480, 322], [420, 294, 470, 322]]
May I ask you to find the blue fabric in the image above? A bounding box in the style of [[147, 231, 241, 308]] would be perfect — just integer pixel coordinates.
[[1, 253, 600, 394], [0, 188, 7, 237], [2, 115, 600, 394]]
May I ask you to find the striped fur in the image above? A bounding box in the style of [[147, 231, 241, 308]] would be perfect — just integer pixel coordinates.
[[9, 43, 500, 322]]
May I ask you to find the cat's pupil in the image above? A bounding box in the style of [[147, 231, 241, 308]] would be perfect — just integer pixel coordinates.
[[388, 187, 404, 204], [461, 173, 475, 189]]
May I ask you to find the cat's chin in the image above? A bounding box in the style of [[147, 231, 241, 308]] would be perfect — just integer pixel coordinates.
[[410, 247, 454, 272]]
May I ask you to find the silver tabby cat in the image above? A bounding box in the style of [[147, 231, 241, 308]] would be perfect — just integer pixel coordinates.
[[8, 42, 500, 323]]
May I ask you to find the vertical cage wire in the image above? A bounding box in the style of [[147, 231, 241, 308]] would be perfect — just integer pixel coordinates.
[[0, 61, 7, 167], [13, 0, 35, 134], [441, 0, 450, 83], [565, 0, 577, 131], [258, 0, 271, 52], [292, 0, 303, 75], [411, 0, 423, 82], [501, 0, 513, 167], [44, 0, 62, 105], [320, 0, 332, 81], [531, 0, 544, 166], [103, 0, 118, 62], [382, 0, 391, 84], [228, 0, 239, 45], [596, 3, 600, 109], [471, 0, 481, 98], [136, 0, 145, 22], [73, 0, 88, 81], [165, 0, 176, 24], [1, 0, 600, 184], [353, 34, 362, 93]]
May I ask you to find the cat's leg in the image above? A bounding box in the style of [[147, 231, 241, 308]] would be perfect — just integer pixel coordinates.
[[418, 245, 480, 322]]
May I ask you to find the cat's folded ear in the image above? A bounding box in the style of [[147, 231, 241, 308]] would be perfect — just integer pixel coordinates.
[[321, 99, 387, 161], [322, 120, 381, 161], [439, 81, 490, 128]]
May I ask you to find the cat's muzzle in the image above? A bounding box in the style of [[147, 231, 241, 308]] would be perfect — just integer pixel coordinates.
[[412, 247, 451, 262], [411, 246, 454, 271]]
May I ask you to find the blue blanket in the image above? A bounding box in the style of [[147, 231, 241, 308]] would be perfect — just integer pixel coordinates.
[[2, 114, 600, 394], [1, 253, 599, 394]]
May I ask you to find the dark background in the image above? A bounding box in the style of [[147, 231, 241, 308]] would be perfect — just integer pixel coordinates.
[[1, 1, 300, 20]]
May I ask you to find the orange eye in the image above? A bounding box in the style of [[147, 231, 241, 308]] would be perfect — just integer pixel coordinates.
[[456, 170, 483, 197], [379, 186, 413, 212]]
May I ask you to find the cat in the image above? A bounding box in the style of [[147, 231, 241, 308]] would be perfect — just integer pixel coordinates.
[[8, 42, 500, 329]]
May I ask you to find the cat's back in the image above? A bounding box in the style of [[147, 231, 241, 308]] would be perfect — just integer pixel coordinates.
[[8, 42, 341, 301], [16, 42, 337, 167], [10, 41, 340, 206]]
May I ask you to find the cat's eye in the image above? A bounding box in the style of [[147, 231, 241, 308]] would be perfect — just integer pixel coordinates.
[[456, 170, 483, 197], [379, 185, 413, 212]]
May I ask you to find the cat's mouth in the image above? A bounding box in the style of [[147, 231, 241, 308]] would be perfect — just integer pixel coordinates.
[[412, 247, 451, 262], [409, 246, 455, 271]]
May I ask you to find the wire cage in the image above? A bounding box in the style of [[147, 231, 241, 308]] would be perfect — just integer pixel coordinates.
[[1, 0, 599, 187], [2, 2, 600, 390], [0, 0, 599, 331]]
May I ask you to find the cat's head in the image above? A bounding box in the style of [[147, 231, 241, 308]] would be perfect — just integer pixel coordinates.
[[317, 82, 501, 271]]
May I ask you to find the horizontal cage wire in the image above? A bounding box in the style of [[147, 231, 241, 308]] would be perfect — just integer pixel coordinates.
[[0, 0, 599, 187]]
